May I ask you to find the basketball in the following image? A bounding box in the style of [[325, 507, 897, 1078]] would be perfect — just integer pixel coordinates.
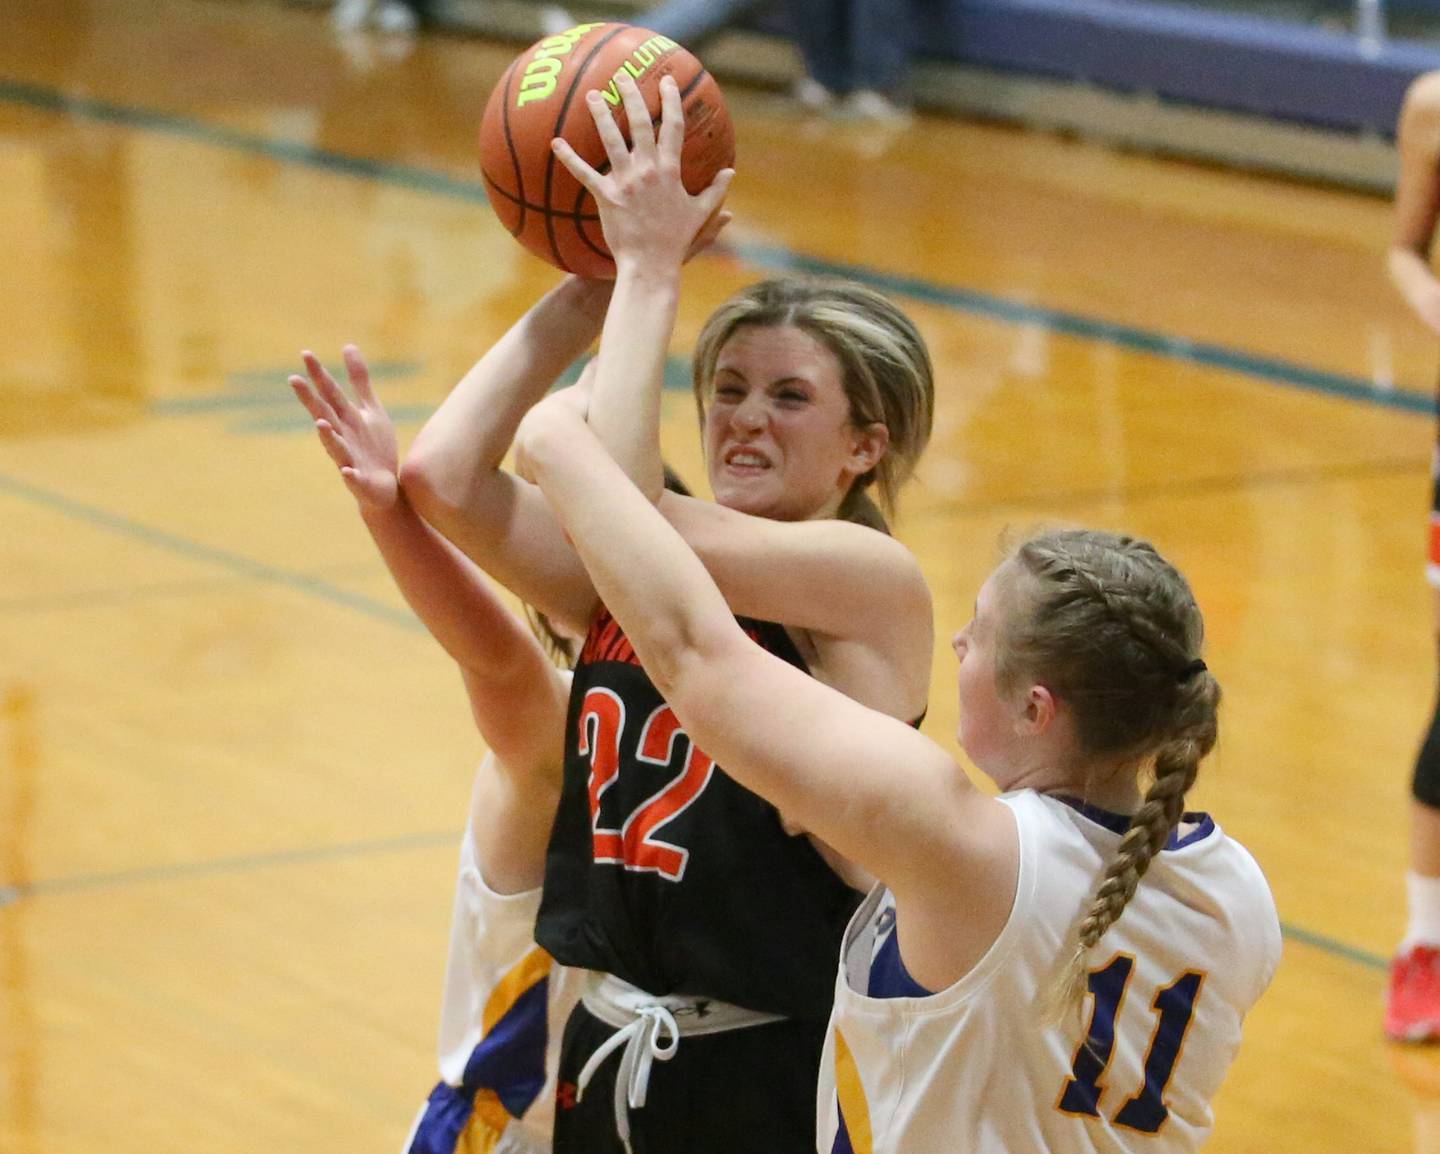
[[478, 23, 735, 278]]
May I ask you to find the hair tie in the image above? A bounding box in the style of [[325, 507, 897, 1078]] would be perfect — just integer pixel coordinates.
[[1178, 658, 1207, 682]]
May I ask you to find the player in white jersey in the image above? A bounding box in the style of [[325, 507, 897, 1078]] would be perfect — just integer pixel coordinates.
[[404, 811, 580, 1154], [291, 348, 579, 1154], [517, 390, 1282, 1153], [819, 791, 1276, 1153]]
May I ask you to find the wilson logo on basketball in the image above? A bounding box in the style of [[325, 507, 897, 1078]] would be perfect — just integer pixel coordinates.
[[515, 23, 604, 108], [480, 23, 735, 277], [595, 35, 681, 106], [516, 27, 680, 109]]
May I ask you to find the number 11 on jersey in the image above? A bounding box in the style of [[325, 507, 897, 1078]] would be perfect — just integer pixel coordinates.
[[1056, 953, 1206, 1135]]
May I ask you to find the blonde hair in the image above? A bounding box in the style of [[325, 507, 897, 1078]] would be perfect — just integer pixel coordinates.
[[995, 529, 1220, 1018], [690, 278, 934, 532]]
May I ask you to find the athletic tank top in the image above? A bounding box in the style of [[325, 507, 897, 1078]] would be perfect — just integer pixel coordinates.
[[535, 607, 862, 1021], [816, 791, 1280, 1154]]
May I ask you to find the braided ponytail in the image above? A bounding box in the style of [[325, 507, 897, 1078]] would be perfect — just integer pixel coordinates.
[[998, 530, 1221, 1021], [1052, 670, 1220, 1016]]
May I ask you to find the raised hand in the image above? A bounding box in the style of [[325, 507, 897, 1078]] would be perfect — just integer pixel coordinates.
[[551, 72, 734, 272], [290, 345, 400, 511]]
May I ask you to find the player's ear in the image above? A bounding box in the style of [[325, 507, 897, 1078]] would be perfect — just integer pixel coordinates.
[[1016, 683, 1056, 736], [847, 422, 889, 477]]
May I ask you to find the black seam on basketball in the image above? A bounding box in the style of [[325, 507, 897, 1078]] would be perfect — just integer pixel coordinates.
[[487, 173, 600, 220], [499, 58, 526, 236], [482, 173, 525, 236], [680, 67, 707, 100], [543, 24, 631, 273], [572, 183, 611, 262], [629, 64, 704, 135]]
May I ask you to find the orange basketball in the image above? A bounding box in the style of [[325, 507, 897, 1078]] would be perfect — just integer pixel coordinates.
[[478, 23, 735, 278]]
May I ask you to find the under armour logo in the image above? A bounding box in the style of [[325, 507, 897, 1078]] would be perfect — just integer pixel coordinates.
[[673, 998, 712, 1019], [556, 1081, 578, 1110]]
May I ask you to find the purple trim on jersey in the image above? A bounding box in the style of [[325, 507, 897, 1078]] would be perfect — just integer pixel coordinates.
[[406, 1081, 472, 1154], [868, 925, 934, 999], [406, 976, 551, 1152], [461, 975, 551, 1115], [1054, 795, 1217, 850], [831, 1103, 857, 1154]]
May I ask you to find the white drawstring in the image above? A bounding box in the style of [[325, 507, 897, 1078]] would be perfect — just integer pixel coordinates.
[[573, 975, 787, 1151], [575, 1004, 680, 1154]]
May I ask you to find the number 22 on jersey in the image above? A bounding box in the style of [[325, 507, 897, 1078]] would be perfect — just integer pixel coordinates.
[[578, 688, 716, 882]]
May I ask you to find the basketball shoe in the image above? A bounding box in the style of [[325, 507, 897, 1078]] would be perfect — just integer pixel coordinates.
[[1388, 944, 1440, 1041]]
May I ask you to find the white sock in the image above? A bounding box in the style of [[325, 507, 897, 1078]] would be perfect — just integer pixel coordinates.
[[1403, 871, 1440, 950]]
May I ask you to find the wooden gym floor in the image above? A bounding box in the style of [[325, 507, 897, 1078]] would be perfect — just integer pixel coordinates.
[[1, 0, 1436, 1149]]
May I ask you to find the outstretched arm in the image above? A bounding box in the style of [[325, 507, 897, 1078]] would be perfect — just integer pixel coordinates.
[[551, 72, 732, 501], [518, 402, 974, 893], [399, 277, 613, 635], [657, 492, 932, 712], [292, 347, 569, 854], [1391, 73, 1440, 335]]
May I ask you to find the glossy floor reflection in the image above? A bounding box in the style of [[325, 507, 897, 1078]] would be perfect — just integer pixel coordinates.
[[0, 1, 1434, 1150]]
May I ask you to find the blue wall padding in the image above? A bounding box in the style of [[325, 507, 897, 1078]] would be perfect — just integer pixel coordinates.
[[755, 0, 1440, 134]]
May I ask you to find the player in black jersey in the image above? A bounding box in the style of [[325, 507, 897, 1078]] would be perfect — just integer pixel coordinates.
[[404, 73, 936, 1154]]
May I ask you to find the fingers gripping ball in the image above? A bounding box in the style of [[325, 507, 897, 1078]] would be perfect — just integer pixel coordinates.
[[478, 23, 735, 278]]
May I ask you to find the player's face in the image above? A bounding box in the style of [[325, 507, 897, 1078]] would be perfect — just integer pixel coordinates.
[[702, 325, 878, 521], [952, 570, 1024, 783]]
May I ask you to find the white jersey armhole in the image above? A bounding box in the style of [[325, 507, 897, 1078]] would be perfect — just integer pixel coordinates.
[[844, 791, 1040, 1010]]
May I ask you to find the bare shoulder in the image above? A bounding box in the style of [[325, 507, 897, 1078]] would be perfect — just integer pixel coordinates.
[[1402, 71, 1440, 146], [658, 492, 933, 646], [885, 764, 1017, 895], [1407, 70, 1440, 112], [664, 491, 923, 568], [889, 786, 1022, 989], [814, 516, 932, 607]]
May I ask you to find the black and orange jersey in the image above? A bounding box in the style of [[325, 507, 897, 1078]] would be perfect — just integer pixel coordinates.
[[536, 606, 861, 1022]]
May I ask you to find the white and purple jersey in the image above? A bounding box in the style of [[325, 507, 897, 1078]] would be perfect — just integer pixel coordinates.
[[817, 790, 1280, 1154], [404, 817, 583, 1154]]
